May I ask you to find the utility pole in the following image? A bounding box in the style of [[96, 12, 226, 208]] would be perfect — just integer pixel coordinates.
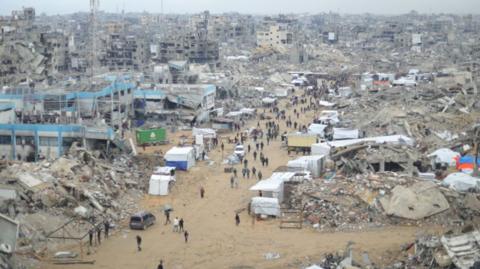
[[90, 0, 99, 80]]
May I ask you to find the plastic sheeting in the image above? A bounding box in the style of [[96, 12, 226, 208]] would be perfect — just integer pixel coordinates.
[[308, 123, 327, 136], [428, 148, 460, 166], [443, 173, 480, 192], [250, 197, 280, 217], [333, 128, 359, 140], [192, 127, 217, 138]]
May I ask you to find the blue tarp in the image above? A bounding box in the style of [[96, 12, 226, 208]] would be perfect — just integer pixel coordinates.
[[165, 161, 188, 171], [459, 156, 480, 165]]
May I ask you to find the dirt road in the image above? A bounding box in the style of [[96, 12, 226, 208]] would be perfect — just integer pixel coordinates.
[[44, 90, 438, 269]]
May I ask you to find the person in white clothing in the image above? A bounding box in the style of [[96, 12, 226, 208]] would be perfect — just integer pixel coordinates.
[[173, 217, 179, 232]]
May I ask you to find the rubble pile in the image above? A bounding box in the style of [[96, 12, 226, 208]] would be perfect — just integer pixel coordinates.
[[290, 172, 480, 232], [0, 146, 152, 261]]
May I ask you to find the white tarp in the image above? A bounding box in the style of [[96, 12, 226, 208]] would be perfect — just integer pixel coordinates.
[[287, 156, 325, 177], [262, 97, 276, 104], [311, 143, 331, 156], [250, 197, 280, 217], [225, 111, 243, 117], [240, 108, 256, 115], [318, 100, 335, 107], [192, 127, 217, 138], [149, 175, 175, 196], [317, 110, 340, 124], [333, 128, 359, 140], [427, 148, 460, 166], [443, 173, 480, 192], [153, 166, 176, 175], [327, 135, 414, 148], [308, 123, 327, 136]]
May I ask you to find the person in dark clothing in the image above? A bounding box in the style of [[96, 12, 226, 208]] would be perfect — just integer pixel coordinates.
[[104, 220, 110, 239], [165, 210, 171, 225], [258, 171, 263, 181], [247, 144, 251, 153], [233, 168, 237, 177], [221, 143, 224, 152], [136, 235, 142, 251], [184, 230, 189, 243], [202, 151, 205, 160], [256, 143, 259, 150], [260, 142, 264, 150], [235, 213, 240, 226], [97, 226, 101, 244], [89, 228, 94, 247], [253, 151, 257, 161], [200, 186, 205, 198], [243, 158, 248, 168], [179, 218, 184, 232], [157, 260, 164, 269], [252, 167, 257, 178]]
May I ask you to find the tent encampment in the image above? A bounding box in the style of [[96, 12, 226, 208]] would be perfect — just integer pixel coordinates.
[[164, 147, 196, 171]]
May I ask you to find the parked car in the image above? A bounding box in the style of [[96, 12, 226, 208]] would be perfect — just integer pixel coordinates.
[[234, 144, 245, 158], [129, 211, 156, 230], [293, 171, 313, 182]]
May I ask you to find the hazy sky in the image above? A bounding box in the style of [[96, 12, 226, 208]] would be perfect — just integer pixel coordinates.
[[1, 0, 479, 15]]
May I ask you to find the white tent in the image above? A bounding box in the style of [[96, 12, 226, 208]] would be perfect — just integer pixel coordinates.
[[148, 175, 175, 196], [192, 127, 217, 138], [311, 143, 331, 156], [318, 100, 335, 107], [287, 155, 325, 177], [333, 128, 359, 140], [164, 147, 196, 171], [250, 197, 281, 217], [250, 176, 285, 203], [427, 148, 460, 167], [308, 123, 327, 136], [262, 97, 276, 104]]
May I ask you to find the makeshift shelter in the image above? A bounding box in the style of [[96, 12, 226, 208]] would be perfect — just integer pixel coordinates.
[[308, 123, 327, 136], [164, 147, 196, 171], [428, 148, 460, 167], [250, 175, 285, 203], [148, 174, 175, 196], [333, 128, 359, 140], [250, 197, 281, 217], [192, 128, 217, 139], [287, 155, 325, 177], [455, 155, 480, 173], [311, 143, 331, 156]]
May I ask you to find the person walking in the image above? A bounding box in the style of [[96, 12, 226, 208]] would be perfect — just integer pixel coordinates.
[[200, 186, 205, 198], [179, 218, 184, 232], [221, 142, 224, 152], [242, 167, 246, 179], [96, 226, 102, 245], [157, 260, 164, 269], [243, 158, 248, 168], [246, 168, 250, 179], [253, 151, 257, 161], [265, 157, 269, 167], [235, 213, 240, 226], [247, 144, 251, 153], [260, 142, 264, 151], [165, 210, 171, 225], [88, 228, 94, 247], [136, 235, 142, 251], [104, 220, 110, 239], [173, 217, 179, 232], [230, 175, 234, 188], [258, 171, 263, 181], [233, 168, 237, 178], [184, 230, 189, 243], [252, 167, 257, 179], [256, 143, 259, 151]]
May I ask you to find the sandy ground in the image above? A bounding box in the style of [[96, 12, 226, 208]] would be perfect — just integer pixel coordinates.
[[41, 90, 441, 269]]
